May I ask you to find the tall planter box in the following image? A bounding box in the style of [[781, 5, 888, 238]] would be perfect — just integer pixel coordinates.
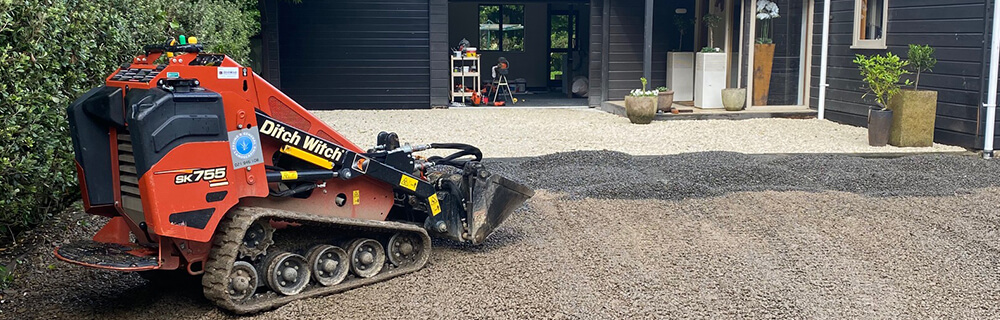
[[752, 43, 776, 106], [667, 52, 694, 101], [888, 90, 938, 147], [694, 52, 727, 109]]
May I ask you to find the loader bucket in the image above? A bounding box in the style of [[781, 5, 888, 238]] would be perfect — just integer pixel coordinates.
[[465, 172, 534, 245]]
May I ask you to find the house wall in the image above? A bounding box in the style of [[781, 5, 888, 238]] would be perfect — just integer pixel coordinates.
[[808, 0, 991, 148], [589, 0, 694, 106], [270, 0, 433, 109]]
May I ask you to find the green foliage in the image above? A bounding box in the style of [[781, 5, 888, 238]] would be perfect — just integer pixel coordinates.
[[0, 264, 12, 289], [640, 77, 648, 91], [656, 86, 670, 92], [853, 53, 912, 110], [0, 0, 259, 238], [703, 13, 723, 49], [907, 44, 937, 90]]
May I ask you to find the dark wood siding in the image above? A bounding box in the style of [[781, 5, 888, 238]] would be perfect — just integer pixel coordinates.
[[258, 0, 281, 87], [277, 0, 432, 109], [429, 0, 449, 107], [589, 0, 684, 106], [809, 0, 989, 148]]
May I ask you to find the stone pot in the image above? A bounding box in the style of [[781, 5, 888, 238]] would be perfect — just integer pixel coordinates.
[[887, 89, 938, 147], [625, 96, 657, 124], [657, 90, 675, 113], [868, 108, 893, 147], [721, 88, 746, 111]]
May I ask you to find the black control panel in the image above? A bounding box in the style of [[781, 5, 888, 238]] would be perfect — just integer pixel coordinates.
[[109, 64, 166, 83]]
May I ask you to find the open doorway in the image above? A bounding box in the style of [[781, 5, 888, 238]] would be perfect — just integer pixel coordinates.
[[448, 1, 590, 107]]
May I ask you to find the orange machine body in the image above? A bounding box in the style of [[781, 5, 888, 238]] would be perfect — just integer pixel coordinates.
[[61, 52, 394, 272]]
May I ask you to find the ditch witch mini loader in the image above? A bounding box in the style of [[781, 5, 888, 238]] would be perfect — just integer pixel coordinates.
[[55, 38, 533, 313]]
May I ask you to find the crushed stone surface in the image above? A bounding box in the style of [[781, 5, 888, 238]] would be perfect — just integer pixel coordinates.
[[313, 108, 966, 157], [3, 151, 1000, 319]]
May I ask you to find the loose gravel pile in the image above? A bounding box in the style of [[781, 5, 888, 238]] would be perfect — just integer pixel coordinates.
[[314, 108, 966, 157], [487, 151, 1000, 200], [3, 151, 1000, 319]]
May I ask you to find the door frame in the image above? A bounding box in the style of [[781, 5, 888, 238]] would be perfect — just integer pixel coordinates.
[[743, 0, 814, 107], [546, 7, 580, 89]]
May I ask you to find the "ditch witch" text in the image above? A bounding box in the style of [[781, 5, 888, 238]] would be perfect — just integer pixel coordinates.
[[258, 118, 345, 162]]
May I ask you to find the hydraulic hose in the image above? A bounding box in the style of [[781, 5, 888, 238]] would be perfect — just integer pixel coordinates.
[[427, 143, 482, 167]]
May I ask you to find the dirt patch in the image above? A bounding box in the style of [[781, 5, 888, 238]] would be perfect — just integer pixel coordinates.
[[3, 151, 1000, 319]]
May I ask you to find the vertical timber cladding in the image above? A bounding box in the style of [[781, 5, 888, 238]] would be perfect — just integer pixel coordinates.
[[808, 0, 989, 148], [590, 0, 672, 103], [277, 0, 432, 109]]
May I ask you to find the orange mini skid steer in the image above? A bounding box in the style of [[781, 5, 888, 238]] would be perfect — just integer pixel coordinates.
[[56, 41, 533, 313]]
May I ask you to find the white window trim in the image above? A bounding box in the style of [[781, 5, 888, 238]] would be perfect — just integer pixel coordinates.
[[851, 0, 889, 49]]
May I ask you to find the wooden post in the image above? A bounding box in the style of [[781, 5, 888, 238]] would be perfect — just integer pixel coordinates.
[[601, 0, 610, 102], [643, 0, 653, 83]]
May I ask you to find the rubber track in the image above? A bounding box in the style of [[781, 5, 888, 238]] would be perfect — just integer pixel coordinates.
[[202, 206, 432, 314]]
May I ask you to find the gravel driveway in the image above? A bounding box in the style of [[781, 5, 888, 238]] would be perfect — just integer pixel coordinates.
[[314, 108, 966, 157], [3, 151, 999, 319]]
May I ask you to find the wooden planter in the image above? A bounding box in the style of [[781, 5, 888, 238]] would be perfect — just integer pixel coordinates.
[[888, 90, 939, 147], [752, 43, 775, 106]]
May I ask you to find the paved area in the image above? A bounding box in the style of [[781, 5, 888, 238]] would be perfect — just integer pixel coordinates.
[[314, 108, 966, 158], [3, 151, 1000, 319]]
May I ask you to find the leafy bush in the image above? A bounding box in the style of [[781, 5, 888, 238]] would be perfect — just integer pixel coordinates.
[[0, 0, 260, 240], [853, 53, 911, 110], [907, 44, 937, 90]]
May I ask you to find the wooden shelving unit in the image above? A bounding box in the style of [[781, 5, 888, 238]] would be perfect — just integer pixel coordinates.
[[450, 55, 480, 104]]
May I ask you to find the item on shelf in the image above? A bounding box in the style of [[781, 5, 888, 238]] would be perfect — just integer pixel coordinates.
[[463, 66, 470, 73], [465, 47, 477, 57]]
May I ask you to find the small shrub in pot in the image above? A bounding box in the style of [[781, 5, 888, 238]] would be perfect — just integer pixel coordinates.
[[854, 52, 911, 147], [625, 78, 658, 124], [656, 86, 674, 113]]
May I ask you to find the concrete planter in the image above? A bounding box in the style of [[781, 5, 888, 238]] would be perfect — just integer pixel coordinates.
[[721, 88, 746, 111], [887, 90, 938, 147], [625, 96, 657, 124], [694, 52, 727, 109], [657, 90, 675, 112], [666, 52, 694, 101]]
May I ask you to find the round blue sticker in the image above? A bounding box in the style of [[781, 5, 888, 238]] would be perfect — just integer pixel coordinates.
[[231, 132, 257, 160]]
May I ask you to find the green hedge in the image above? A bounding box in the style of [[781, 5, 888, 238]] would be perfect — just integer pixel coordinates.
[[0, 0, 260, 238]]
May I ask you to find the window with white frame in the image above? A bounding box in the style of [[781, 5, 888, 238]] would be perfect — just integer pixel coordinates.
[[853, 0, 888, 49]]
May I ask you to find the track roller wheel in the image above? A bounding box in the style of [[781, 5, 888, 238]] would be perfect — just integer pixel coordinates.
[[228, 261, 259, 302], [347, 238, 385, 278], [306, 245, 349, 286], [265, 252, 310, 296], [386, 233, 421, 267]]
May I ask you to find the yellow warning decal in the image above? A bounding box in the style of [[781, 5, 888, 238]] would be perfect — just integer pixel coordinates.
[[428, 194, 441, 216], [399, 175, 418, 191], [280, 171, 298, 180], [352, 190, 360, 205]]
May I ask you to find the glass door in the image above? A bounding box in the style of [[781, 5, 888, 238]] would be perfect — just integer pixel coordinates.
[[750, 0, 808, 106], [548, 11, 577, 89]]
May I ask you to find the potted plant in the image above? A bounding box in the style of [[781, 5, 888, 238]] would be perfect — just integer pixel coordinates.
[[887, 44, 939, 147], [694, 13, 726, 109], [656, 86, 674, 113], [721, 88, 747, 111], [753, 0, 780, 106], [625, 77, 658, 124], [701, 13, 723, 52], [854, 52, 911, 147]]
